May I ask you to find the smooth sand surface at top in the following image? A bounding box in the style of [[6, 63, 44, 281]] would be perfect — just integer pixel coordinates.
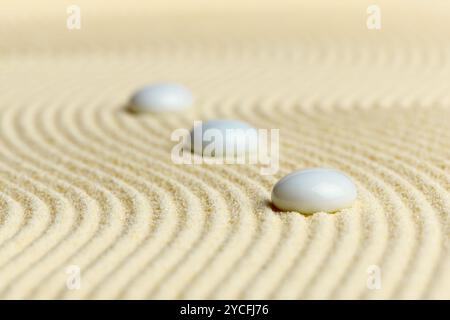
[[0, 0, 449, 299]]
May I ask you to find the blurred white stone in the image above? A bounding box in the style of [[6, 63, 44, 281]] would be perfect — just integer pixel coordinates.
[[129, 83, 193, 113]]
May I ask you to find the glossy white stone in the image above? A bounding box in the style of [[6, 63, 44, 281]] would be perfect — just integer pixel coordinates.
[[129, 83, 193, 113], [189, 120, 258, 157], [271, 168, 357, 214]]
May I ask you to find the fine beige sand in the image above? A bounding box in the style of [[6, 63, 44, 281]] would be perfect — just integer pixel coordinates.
[[0, 0, 450, 299]]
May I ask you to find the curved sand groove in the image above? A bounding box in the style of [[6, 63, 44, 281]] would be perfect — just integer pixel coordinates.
[[0, 174, 71, 298], [80, 82, 270, 298], [104, 107, 282, 298], [246, 103, 414, 298], [319, 108, 450, 298], [268, 110, 436, 290], [0, 193, 25, 246], [1, 1, 450, 299], [100, 79, 286, 298], [250, 134, 398, 298], [293, 106, 448, 297], [51, 84, 253, 298], [40, 98, 204, 300], [213, 105, 350, 300], [71, 100, 232, 298], [0, 82, 153, 298], [237, 101, 392, 298], [262, 104, 444, 298], [0, 176, 50, 260], [0, 99, 79, 272], [103, 94, 294, 298], [1, 102, 122, 299], [87, 102, 269, 299]]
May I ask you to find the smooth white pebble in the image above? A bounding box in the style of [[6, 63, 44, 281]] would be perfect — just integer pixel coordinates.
[[271, 168, 357, 214]]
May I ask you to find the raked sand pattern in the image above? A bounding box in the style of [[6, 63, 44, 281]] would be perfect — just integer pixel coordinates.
[[1, 1, 450, 299]]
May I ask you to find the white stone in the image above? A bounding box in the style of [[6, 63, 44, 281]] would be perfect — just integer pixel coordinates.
[[129, 83, 193, 113], [189, 120, 258, 157], [271, 168, 357, 214]]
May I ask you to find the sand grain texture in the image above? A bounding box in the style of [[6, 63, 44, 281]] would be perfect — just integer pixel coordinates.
[[0, 0, 449, 299]]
